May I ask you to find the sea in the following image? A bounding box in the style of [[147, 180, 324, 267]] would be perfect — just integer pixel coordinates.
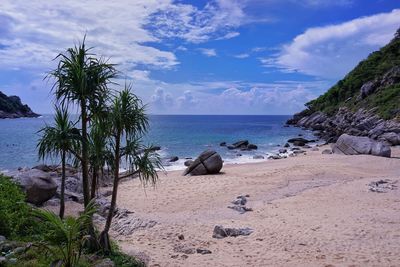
[[0, 115, 317, 172]]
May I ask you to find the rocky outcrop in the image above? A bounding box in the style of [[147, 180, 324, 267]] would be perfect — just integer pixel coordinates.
[[332, 134, 391, 157], [0, 91, 39, 119], [9, 169, 58, 205], [288, 107, 400, 146], [183, 150, 223, 176]]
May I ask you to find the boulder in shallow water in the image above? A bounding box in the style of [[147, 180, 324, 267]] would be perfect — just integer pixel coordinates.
[[287, 137, 311, 144], [332, 134, 391, 157], [11, 169, 58, 205], [232, 140, 249, 148], [183, 150, 223, 176], [169, 156, 179, 162], [247, 144, 258, 150]]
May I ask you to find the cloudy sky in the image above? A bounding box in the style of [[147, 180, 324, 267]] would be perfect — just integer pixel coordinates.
[[0, 0, 399, 115]]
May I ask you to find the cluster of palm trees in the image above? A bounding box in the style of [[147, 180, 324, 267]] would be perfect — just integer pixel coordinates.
[[37, 37, 162, 253]]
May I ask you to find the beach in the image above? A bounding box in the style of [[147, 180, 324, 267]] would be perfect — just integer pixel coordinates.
[[57, 145, 400, 266]]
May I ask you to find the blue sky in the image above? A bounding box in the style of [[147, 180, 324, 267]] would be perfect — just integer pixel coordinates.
[[0, 0, 399, 115]]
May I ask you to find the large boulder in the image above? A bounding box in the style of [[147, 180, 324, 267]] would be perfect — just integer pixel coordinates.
[[183, 150, 223, 176], [379, 132, 400, 145], [11, 169, 58, 205], [332, 134, 391, 158]]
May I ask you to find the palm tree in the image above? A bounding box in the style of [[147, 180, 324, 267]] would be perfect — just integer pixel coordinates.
[[88, 117, 111, 199], [49, 37, 117, 208], [33, 200, 97, 267], [99, 86, 162, 252], [37, 106, 80, 219]]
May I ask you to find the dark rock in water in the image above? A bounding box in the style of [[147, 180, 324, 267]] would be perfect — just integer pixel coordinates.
[[293, 140, 306, 146], [303, 145, 312, 149], [236, 153, 242, 157], [220, 142, 227, 146], [232, 140, 249, 148], [268, 154, 282, 160], [169, 156, 179, 162], [196, 248, 212, 255], [227, 145, 235, 150], [284, 143, 290, 148], [287, 137, 311, 144], [279, 148, 287, 154], [332, 134, 391, 157], [253, 155, 264, 159], [247, 144, 258, 150], [212, 225, 253, 239], [183, 150, 223, 176], [184, 160, 194, 167], [10, 169, 57, 205], [321, 149, 333, 154]]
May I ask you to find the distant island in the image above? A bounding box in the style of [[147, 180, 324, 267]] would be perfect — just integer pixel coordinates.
[[0, 91, 40, 119]]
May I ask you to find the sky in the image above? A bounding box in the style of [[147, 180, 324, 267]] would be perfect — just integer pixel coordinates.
[[0, 0, 399, 115]]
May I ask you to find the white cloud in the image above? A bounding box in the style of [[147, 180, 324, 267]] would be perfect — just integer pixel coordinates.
[[148, 0, 247, 43], [143, 79, 327, 115], [234, 53, 250, 59], [0, 0, 180, 73], [268, 9, 400, 79], [199, 48, 217, 57]]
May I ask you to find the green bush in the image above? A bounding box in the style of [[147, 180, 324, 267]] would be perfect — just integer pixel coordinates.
[[0, 175, 32, 238]]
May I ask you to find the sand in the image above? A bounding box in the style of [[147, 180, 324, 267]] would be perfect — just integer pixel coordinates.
[[60, 146, 400, 266]]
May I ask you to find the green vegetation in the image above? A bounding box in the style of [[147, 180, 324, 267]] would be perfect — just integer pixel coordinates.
[[305, 33, 400, 120], [0, 175, 33, 239], [33, 200, 97, 267], [2, 36, 160, 266], [0, 174, 143, 266], [37, 106, 80, 219]]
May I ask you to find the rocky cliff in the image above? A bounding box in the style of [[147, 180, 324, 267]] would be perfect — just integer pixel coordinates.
[[287, 28, 400, 146], [0, 91, 39, 119]]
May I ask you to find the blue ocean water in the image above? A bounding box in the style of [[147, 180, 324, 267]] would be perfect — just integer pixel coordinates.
[[0, 115, 317, 171]]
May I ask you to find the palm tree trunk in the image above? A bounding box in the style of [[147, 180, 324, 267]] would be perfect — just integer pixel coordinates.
[[91, 169, 97, 200], [80, 103, 99, 251], [59, 150, 66, 219], [99, 133, 120, 253], [81, 103, 90, 207]]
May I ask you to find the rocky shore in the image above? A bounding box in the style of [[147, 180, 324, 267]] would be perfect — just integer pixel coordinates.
[[287, 107, 400, 146]]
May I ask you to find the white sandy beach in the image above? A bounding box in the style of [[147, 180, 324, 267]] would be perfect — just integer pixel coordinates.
[[59, 146, 400, 266]]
